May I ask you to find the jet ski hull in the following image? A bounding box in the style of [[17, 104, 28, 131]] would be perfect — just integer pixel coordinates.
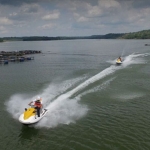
[[116, 61, 122, 65], [116, 60, 122, 65], [19, 108, 48, 124]]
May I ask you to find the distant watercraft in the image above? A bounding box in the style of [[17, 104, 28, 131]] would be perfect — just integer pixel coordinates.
[[116, 58, 122, 65]]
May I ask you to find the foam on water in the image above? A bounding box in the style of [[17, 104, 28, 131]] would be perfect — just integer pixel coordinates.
[[5, 76, 86, 120], [79, 77, 116, 97], [122, 53, 147, 67], [114, 92, 145, 102], [5, 53, 148, 128], [35, 97, 88, 128], [5, 94, 31, 120], [39, 75, 88, 106]]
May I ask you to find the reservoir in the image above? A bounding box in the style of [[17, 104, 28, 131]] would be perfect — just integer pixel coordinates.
[[0, 39, 150, 150]]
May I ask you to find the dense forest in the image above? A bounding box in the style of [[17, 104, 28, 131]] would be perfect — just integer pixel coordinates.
[[1, 29, 150, 42], [0, 38, 3, 42], [120, 29, 150, 39]]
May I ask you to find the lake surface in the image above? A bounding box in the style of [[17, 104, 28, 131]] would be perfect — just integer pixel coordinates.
[[0, 39, 150, 150]]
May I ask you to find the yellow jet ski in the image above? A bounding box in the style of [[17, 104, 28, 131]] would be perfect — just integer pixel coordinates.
[[19, 107, 48, 124], [116, 57, 122, 65]]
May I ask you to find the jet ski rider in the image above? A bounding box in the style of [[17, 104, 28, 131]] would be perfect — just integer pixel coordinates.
[[118, 56, 122, 62], [28, 96, 43, 118]]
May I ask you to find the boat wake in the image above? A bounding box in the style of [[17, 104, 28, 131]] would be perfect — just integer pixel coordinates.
[[5, 53, 148, 128]]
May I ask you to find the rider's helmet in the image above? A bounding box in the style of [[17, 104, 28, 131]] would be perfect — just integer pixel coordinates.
[[36, 96, 42, 102], [36, 96, 40, 100]]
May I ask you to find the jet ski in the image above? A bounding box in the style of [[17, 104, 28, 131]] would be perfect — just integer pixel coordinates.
[[116, 58, 122, 65], [19, 106, 48, 124]]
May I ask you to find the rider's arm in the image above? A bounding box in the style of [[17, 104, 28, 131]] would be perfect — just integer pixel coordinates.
[[28, 101, 33, 106]]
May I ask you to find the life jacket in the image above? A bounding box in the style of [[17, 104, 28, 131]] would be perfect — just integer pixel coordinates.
[[34, 101, 42, 108]]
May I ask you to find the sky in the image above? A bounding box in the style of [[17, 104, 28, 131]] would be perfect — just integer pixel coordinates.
[[0, 0, 150, 37]]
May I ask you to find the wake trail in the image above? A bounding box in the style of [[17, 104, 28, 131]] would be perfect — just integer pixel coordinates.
[[5, 53, 148, 128], [46, 66, 119, 110], [46, 52, 148, 110], [68, 67, 117, 96], [38, 65, 121, 128]]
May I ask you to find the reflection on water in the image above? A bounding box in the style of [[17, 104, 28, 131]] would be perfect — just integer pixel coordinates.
[[19, 125, 39, 141]]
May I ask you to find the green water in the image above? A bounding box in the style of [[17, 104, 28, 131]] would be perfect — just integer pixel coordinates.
[[0, 39, 150, 150]]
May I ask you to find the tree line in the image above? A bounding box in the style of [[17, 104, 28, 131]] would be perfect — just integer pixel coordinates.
[[0, 29, 150, 42]]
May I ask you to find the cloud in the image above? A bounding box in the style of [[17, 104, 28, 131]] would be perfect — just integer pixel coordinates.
[[8, 3, 42, 22], [0, 0, 46, 6], [98, 0, 120, 8], [130, 0, 150, 9], [86, 0, 120, 17], [21, 3, 40, 14], [0, 17, 13, 25], [0, 0, 149, 36], [87, 6, 102, 17], [0, 25, 6, 32], [77, 16, 89, 22], [73, 13, 89, 22], [40, 23, 57, 29], [42, 11, 60, 20]]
